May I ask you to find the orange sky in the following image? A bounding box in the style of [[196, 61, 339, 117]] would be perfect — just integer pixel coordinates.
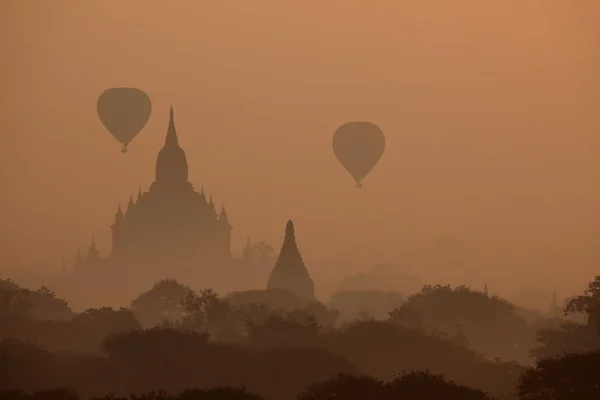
[[1, 1, 598, 294]]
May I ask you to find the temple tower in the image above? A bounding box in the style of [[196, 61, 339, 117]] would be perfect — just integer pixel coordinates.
[[267, 220, 315, 300]]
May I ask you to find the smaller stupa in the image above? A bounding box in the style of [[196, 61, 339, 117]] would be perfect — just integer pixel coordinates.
[[267, 220, 315, 301]]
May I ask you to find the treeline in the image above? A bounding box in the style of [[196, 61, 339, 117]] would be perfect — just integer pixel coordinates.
[[0, 372, 497, 399], [1, 276, 599, 399]]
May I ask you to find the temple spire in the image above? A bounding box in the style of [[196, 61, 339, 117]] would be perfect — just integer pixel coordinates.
[[243, 236, 253, 260], [219, 203, 230, 225], [484, 283, 489, 296], [155, 105, 188, 185], [115, 203, 123, 219], [126, 195, 135, 218], [87, 235, 99, 260], [165, 104, 178, 147], [74, 249, 84, 268]]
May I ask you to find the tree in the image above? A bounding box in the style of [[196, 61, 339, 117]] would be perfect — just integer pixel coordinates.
[[324, 319, 519, 399], [27, 286, 73, 321], [70, 307, 141, 350], [130, 279, 192, 328], [387, 371, 494, 400], [298, 374, 386, 400], [531, 321, 599, 360], [0, 338, 53, 392], [179, 387, 265, 400], [298, 371, 494, 400], [329, 290, 404, 321], [0, 286, 31, 318], [182, 289, 244, 342], [390, 284, 535, 363], [0, 281, 72, 321], [388, 304, 427, 333], [29, 388, 79, 400], [103, 328, 209, 364], [247, 312, 321, 348], [225, 289, 304, 311], [517, 351, 600, 399], [565, 275, 600, 334], [226, 289, 338, 328]]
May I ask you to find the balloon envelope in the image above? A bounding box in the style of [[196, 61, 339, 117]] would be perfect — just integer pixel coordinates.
[[97, 87, 152, 151], [333, 121, 385, 187]]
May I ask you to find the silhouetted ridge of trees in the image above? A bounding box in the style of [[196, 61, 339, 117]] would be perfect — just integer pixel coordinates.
[[516, 351, 600, 399], [1, 276, 600, 399], [0, 280, 72, 321], [389, 284, 536, 363]]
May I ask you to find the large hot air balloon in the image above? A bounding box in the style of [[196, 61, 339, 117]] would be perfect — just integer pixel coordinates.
[[333, 121, 386, 188], [97, 87, 152, 153]]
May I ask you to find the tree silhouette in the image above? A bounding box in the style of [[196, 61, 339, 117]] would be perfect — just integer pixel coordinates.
[[30, 388, 79, 400], [391, 284, 534, 363], [181, 289, 247, 342], [329, 289, 404, 321], [247, 312, 320, 348], [532, 321, 599, 360], [131, 279, 192, 328], [387, 371, 494, 400], [27, 286, 73, 321], [517, 351, 600, 399], [298, 374, 386, 400], [565, 275, 600, 334], [178, 387, 265, 400], [0, 280, 32, 318], [70, 307, 141, 351]]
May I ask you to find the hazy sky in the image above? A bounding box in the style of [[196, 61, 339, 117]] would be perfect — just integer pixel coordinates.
[[1, 1, 598, 293]]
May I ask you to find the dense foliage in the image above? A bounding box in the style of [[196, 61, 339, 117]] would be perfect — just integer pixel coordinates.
[[1, 276, 599, 400]]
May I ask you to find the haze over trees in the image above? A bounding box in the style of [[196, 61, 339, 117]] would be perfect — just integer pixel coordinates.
[[1, 275, 599, 399]]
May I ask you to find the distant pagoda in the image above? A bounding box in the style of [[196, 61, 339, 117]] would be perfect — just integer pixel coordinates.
[[267, 220, 315, 300]]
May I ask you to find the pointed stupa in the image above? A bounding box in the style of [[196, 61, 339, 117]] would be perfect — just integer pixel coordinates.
[[87, 235, 100, 260], [243, 236, 253, 260], [267, 220, 315, 300], [114, 203, 124, 222], [484, 283, 489, 297], [125, 195, 136, 218], [165, 104, 178, 146], [74, 249, 84, 268], [208, 195, 216, 216], [156, 105, 188, 186], [219, 203, 231, 226]]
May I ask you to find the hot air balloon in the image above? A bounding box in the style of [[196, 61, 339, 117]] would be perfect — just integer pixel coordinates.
[[97, 87, 152, 153], [333, 121, 386, 188]]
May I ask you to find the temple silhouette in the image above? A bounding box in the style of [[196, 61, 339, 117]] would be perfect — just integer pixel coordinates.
[[63, 106, 315, 305], [73, 106, 232, 280], [267, 220, 315, 300]]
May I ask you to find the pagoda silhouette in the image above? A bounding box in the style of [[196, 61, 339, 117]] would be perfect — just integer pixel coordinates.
[[267, 220, 315, 300]]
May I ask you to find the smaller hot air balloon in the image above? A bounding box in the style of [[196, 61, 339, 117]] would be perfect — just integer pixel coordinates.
[[333, 121, 386, 188], [97, 87, 152, 153]]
